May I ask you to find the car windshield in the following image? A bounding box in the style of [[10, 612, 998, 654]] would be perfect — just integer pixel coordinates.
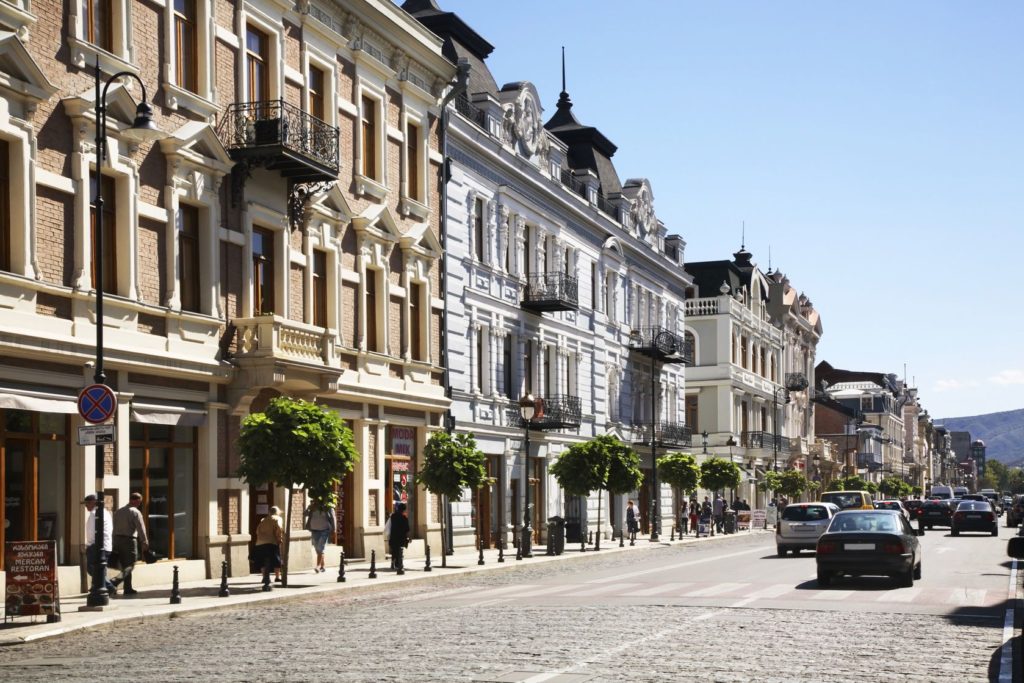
[[822, 493, 863, 509], [782, 505, 830, 521], [828, 513, 900, 533]]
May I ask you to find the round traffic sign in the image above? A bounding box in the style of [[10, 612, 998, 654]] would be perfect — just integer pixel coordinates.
[[78, 384, 117, 424]]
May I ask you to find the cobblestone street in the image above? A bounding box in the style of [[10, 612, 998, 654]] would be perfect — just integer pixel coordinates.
[[0, 537, 1007, 682]]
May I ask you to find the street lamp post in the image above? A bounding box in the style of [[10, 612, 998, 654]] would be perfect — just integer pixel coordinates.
[[518, 395, 535, 558], [701, 430, 708, 454], [772, 387, 789, 474], [86, 60, 163, 609]]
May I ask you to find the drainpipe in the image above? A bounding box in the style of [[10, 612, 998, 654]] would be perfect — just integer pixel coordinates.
[[438, 59, 469, 562]]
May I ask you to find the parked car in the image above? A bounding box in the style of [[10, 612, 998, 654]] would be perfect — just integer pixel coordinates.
[[904, 499, 924, 520], [1006, 495, 1024, 528], [820, 490, 874, 511], [918, 500, 953, 529], [951, 501, 998, 536], [874, 500, 910, 520], [776, 502, 841, 556], [815, 510, 923, 587]]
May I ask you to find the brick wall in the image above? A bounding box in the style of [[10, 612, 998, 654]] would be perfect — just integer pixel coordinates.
[[218, 413, 242, 478], [289, 263, 304, 322], [217, 489, 241, 535], [340, 228, 356, 270], [388, 294, 401, 356], [285, 81, 302, 110], [284, 20, 301, 71], [137, 218, 165, 305], [367, 425, 377, 479], [388, 246, 401, 286], [341, 280, 357, 347], [34, 186, 73, 285], [221, 242, 243, 320], [431, 309, 441, 366]]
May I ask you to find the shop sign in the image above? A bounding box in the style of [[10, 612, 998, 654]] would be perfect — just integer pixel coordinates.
[[4, 540, 60, 622], [78, 423, 116, 446], [736, 510, 752, 529], [391, 460, 410, 505], [751, 509, 768, 529], [388, 426, 416, 457]]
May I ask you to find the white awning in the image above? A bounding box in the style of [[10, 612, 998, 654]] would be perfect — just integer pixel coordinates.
[[130, 402, 207, 426], [0, 388, 79, 414]]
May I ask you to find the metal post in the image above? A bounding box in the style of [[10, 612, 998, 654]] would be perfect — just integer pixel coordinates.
[[337, 551, 346, 582], [262, 571, 272, 592], [368, 549, 377, 579], [497, 540, 504, 563], [170, 565, 182, 604], [650, 349, 660, 541], [218, 560, 229, 597], [477, 538, 485, 565], [619, 523, 625, 547], [521, 422, 533, 558]]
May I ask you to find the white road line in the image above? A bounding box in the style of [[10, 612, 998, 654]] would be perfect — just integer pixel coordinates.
[[684, 582, 749, 597], [570, 582, 642, 597], [877, 587, 922, 603], [621, 582, 695, 597], [811, 589, 854, 601], [997, 558, 1017, 683], [586, 546, 767, 583], [743, 583, 797, 600], [512, 584, 578, 598], [452, 584, 539, 600]]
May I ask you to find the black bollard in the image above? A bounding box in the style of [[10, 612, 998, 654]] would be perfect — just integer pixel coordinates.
[[588, 530, 593, 545], [515, 544, 522, 561], [170, 565, 182, 604], [218, 560, 230, 597], [498, 540, 505, 563], [478, 539, 485, 566], [670, 525, 675, 542], [424, 544, 432, 572], [580, 536, 586, 553], [369, 549, 378, 579], [620, 524, 625, 548], [546, 535, 554, 556], [337, 551, 346, 583]]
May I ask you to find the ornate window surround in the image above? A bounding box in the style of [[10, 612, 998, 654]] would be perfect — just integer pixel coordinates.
[[161, 0, 217, 119]]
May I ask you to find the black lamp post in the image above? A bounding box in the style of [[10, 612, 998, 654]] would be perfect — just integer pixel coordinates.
[[772, 386, 789, 474], [86, 61, 163, 609], [518, 394, 535, 558], [701, 430, 708, 454]]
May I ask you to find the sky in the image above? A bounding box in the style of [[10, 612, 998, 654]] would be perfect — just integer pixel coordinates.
[[431, 1, 1024, 420]]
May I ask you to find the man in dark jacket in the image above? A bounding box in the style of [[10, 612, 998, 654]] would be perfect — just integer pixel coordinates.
[[388, 502, 411, 575]]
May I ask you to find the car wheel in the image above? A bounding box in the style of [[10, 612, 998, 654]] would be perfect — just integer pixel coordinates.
[[992, 527, 999, 537], [898, 567, 914, 588], [777, 546, 787, 557], [952, 528, 959, 536], [914, 562, 922, 580], [817, 569, 831, 587], [792, 548, 800, 555]]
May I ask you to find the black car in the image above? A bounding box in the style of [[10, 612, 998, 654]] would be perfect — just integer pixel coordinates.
[[1007, 496, 1024, 528], [951, 501, 998, 536], [815, 510, 923, 587], [904, 499, 924, 520], [918, 500, 953, 529]]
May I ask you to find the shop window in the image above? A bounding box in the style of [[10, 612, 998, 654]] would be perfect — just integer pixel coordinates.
[[89, 173, 117, 294], [252, 227, 275, 315], [178, 204, 200, 313], [129, 423, 196, 559]]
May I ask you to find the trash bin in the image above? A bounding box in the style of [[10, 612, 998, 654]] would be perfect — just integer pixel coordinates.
[[565, 517, 582, 544], [547, 516, 565, 555], [724, 510, 737, 534]]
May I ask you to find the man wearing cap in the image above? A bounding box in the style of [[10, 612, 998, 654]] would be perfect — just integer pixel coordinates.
[[111, 492, 149, 595], [83, 494, 116, 595]]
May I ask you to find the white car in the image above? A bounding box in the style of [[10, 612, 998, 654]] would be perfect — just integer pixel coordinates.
[[776, 502, 842, 556]]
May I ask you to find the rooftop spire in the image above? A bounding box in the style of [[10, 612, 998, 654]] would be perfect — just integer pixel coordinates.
[[561, 46, 566, 93]]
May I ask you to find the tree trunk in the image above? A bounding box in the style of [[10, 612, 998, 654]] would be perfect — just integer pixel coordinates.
[[595, 489, 602, 550], [282, 487, 294, 587], [440, 492, 448, 568]]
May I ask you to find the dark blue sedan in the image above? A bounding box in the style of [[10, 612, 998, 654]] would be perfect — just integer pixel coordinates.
[[815, 510, 923, 588]]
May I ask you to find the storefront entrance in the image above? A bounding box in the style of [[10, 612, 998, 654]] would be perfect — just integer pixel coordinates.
[[474, 455, 502, 548], [129, 424, 197, 560]]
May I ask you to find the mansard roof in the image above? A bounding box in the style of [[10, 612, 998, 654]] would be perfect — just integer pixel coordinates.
[[685, 246, 767, 299], [545, 89, 622, 196], [401, 0, 498, 97], [816, 361, 901, 395]]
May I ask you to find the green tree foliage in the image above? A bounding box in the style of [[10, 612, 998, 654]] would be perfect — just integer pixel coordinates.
[[832, 475, 877, 494], [777, 470, 812, 499], [657, 452, 701, 494], [700, 457, 742, 493], [417, 431, 489, 501], [878, 476, 912, 499], [986, 460, 1009, 491], [757, 470, 782, 494], [549, 435, 642, 550], [237, 396, 359, 585]]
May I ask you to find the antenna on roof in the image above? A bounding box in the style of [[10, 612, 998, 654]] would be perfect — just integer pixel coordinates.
[[768, 245, 772, 272], [741, 221, 746, 250], [561, 46, 566, 93]]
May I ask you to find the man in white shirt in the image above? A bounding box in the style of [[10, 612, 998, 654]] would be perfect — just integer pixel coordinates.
[[83, 493, 116, 594]]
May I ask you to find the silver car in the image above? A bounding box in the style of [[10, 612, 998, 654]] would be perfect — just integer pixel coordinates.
[[777, 502, 841, 556]]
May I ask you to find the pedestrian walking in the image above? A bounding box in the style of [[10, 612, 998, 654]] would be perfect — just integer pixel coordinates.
[[83, 493, 116, 594], [701, 497, 713, 536], [254, 505, 284, 583], [388, 502, 411, 573], [304, 500, 336, 573], [110, 492, 149, 596], [713, 494, 727, 534], [689, 500, 700, 536], [625, 500, 640, 542], [678, 501, 689, 535]]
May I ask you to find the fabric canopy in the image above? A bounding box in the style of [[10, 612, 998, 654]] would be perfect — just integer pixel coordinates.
[[130, 402, 207, 426], [0, 389, 79, 414]]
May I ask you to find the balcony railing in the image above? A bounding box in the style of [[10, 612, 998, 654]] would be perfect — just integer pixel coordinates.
[[560, 168, 587, 198], [741, 431, 790, 452], [628, 326, 692, 364], [683, 297, 720, 317], [785, 372, 809, 392], [857, 451, 884, 469], [629, 422, 693, 447], [596, 192, 618, 218], [454, 94, 487, 130], [521, 272, 579, 313], [233, 315, 334, 365], [218, 99, 339, 182], [506, 395, 582, 431]]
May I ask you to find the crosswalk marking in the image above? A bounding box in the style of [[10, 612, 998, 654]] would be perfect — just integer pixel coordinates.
[[621, 582, 695, 597], [812, 589, 854, 601], [514, 584, 578, 598], [743, 584, 795, 600], [877, 587, 922, 603], [463, 584, 540, 599], [948, 588, 987, 605], [571, 582, 642, 597], [684, 582, 749, 597]]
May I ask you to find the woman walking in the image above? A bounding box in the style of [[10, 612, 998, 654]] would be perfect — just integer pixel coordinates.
[[254, 505, 284, 585], [304, 500, 336, 573]]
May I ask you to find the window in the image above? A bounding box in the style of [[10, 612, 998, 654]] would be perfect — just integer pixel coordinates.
[[308, 64, 325, 121], [361, 96, 377, 179], [591, 262, 598, 310], [252, 227, 274, 315], [82, 0, 113, 51], [564, 246, 571, 276], [173, 0, 197, 92], [89, 173, 116, 294], [524, 340, 534, 394], [523, 225, 532, 278], [861, 396, 873, 412], [685, 395, 698, 430], [684, 331, 696, 367], [246, 25, 269, 103], [0, 139, 8, 272], [475, 329, 485, 393], [406, 121, 420, 202], [740, 336, 749, 369], [409, 282, 423, 361], [129, 424, 196, 559], [605, 271, 615, 321], [501, 336, 513, 399], [177, 204, 200, 313], [365, 269, 378, 352], [312, 250, 327, 328], [474, 198, 484, 261]]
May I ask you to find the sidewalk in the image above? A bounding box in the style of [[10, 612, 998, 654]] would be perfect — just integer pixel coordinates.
[[0, 527, 770, 646]]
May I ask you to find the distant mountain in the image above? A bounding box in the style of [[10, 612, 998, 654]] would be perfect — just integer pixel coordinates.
[[937, 408, 1024, 467]]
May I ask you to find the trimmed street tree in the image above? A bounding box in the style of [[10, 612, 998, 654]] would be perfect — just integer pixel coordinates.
[[237, 396, 358, 586], [549, 434, 643, 550], [700, 457, 742, 497], [833, 475, 877, 494], [777, 469, 812, 500], [757, 470, 783, 498], [879, 476, 912, 499], [658, 452, 700, 529], [416, 431, 489, 561]]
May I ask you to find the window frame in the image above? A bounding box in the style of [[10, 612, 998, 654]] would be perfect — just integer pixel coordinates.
[[312, 248, 328, 329], [252, 226, 275, 316], [177, 203, 201, 313], [89, 172, 117, 295], [360, 94, 379, 181], [71, 0, 135, 77], [408, 280, 424, 362], [364, 267, 380, 353]]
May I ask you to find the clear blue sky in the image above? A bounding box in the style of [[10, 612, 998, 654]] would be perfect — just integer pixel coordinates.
[[429, 1, 1024, 420]]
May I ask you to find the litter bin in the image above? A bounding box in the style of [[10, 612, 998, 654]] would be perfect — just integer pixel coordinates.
[[565, 517, 582, 544], [547, 516, 566, 555], [724, 510, 737, 534]]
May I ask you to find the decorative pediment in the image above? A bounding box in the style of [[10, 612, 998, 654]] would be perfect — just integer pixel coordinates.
[[63, 82, 144, 133], [352, 203, 401, 243], [400, 220, 441, 258], [601, 235, 625, 262], [307, 184, 354, 223], [498, 81, 546, 159], [0, 31, 56, 106], [158, 121, 233, 176]]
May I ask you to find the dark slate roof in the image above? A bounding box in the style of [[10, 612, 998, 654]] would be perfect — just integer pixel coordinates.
[[545, 90, 622, 196], [401, 1, 499, 97], [816, 361, 900, 394], [685, 247, 762, 298]]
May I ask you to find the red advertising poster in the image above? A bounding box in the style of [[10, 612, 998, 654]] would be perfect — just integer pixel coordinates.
[[5, 540, 60, 621]]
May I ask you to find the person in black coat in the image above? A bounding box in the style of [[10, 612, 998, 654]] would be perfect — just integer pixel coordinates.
[[388, 502, 411, 575]]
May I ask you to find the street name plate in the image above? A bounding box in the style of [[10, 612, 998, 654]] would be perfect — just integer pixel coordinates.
[[78, 424, 115, 446]]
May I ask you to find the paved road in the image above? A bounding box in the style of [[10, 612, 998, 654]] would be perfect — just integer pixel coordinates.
[[0, 525, 1016, 682]]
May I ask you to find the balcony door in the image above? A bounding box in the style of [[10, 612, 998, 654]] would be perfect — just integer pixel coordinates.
[[246, 25, 269, 104]]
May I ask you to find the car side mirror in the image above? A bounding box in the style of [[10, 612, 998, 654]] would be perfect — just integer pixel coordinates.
[[1008, 536, 1024, 559]]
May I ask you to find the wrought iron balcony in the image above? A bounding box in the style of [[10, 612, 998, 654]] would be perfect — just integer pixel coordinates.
[[218, 99, 339, 182], [785, 372, 809, 392], [628, 326, 692, 364], [454, 94, 487, 130], [521, 272, 579, 313], [630, 422, 693, 447], [741, 431, 789, 452], [506, 395, 582, 431]]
